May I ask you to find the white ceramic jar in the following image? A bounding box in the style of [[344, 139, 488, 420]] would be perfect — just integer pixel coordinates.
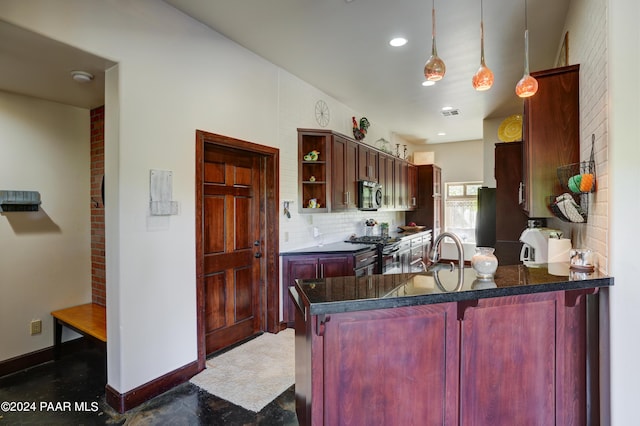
[[471, 247, 498, 279]]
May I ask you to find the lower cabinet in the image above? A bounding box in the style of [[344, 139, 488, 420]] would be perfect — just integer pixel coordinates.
[[294, 288, 594, 425], [458, 291, 589, 425], [282, 251, 377, 326]]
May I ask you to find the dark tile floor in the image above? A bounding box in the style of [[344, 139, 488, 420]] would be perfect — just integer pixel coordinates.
[[0, 347, 298, 425]]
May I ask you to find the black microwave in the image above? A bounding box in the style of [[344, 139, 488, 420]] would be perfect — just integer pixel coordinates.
[[358, 180, 382, 210]]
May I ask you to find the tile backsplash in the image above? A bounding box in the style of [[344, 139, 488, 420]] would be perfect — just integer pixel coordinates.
[[280, 209, 405, 251]]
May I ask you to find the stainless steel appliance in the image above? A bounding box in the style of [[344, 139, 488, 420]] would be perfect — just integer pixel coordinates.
[[358, 180, 382, 211], [353, 248, 379, 277], [347, 236, 401, 274], [475, 187, 496, 247]]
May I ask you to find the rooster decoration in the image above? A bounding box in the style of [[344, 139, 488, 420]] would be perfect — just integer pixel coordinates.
[[352, 117, 370, 141]]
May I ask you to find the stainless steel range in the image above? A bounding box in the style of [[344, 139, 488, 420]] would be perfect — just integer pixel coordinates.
[[346, 236, 402, 274]]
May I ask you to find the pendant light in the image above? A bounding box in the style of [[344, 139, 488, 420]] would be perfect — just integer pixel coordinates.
[[424, 0, 446, 81], [515, 0, 538, 97], [472, 0, 494, 91]]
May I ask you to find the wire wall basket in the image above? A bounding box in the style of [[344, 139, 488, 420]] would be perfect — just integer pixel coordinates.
[[557, 134, 596, 194], [549, 193, 588, 223], [549, 134, 596, 223]]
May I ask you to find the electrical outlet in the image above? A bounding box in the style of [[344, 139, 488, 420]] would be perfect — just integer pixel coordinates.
[[30, 319, 42, 335], [284, 231, 289, 242]]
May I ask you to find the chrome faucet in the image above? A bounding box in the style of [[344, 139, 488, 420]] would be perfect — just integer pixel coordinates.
[[427, 232, 465, 291], [428, 232, 464, 271]]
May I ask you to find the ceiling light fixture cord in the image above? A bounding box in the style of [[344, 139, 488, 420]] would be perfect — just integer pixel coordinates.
[[424, 0, 446, 81], [524, 0, 530, 75], [472, 0, 494, 91], [515, 0, 538, 97]]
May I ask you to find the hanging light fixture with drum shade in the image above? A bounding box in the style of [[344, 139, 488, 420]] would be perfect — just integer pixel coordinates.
[[472, 0, 494, 91], [515, 0, 538, 97], [424, 0, 446, 81]]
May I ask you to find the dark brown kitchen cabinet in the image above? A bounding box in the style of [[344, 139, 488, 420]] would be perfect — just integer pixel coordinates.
[[407, 163, 418, 210], [357, 144, 379, 182], [298, 128, 416, 213], [458, 290, 591, 425], [378, 153, 395, 209], [406, 164, 443, 237], [522, 64, 580, 217], [293, 286, 594, 425], [295, 302, 459, 425], [282, 254, 353, 326], [298, 130, 330, 213], [331, 134, 358, 211], [495, 142, 529, 265], [394, 160, 407, 209]]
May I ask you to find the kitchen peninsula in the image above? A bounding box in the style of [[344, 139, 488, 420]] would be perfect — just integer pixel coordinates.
[[290, 265, 612, 425]]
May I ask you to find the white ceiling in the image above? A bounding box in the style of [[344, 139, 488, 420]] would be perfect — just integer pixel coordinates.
[[0, 0, 570, 144], [165, 0, 571, 144], [0, 19, 115, 110]]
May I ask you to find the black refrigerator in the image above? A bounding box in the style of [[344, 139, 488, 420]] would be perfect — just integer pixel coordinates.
[[475, 187, 496, 247]]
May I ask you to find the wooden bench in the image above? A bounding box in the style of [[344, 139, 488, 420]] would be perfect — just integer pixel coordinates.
[[51, 303, 106, 359]]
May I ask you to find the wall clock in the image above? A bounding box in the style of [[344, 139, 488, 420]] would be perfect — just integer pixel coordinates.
[[315, 100, 330, 127]]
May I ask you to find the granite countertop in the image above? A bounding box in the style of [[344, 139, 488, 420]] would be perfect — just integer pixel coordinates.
[[292, 263, 613, 316], [279, 229, 432, 256], [279, 241, 377, 256]]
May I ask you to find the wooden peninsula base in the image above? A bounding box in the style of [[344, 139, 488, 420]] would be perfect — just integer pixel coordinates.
[[291, 266, 611, 425]]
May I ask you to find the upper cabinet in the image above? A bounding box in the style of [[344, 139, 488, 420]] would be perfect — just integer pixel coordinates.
[[358, 144, 379, 182], [331, 134, 358, 212], [407, 163, 418, 210], [378, 153, 395, 209], [521, 65, 580, 218], [298, 130, 330, 213], [298, 128, 414, 213], [394, 160, 408, 210]]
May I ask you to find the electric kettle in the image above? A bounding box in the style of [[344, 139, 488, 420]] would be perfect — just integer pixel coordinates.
[[519, 227, 562, 266]]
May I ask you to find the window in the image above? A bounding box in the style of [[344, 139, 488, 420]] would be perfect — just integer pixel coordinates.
[[444, 182, 482, 243]]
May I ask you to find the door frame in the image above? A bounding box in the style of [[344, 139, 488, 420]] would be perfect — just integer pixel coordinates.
[[195, 130, 280, 370]]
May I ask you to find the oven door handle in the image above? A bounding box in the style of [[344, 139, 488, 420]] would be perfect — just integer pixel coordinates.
[[383, 247, 400, 255]]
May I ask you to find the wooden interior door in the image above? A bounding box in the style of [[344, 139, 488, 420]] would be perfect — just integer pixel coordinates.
[[202, 144, 263, 354]]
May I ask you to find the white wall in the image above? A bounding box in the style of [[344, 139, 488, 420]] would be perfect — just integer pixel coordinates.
[[0, 0, 402, 394], [608, 0, 640, 424], [417, 140, 485, 185], [482, 116, 521, 187], [564, 0, 609, 272], [0, 91, 91, 361]]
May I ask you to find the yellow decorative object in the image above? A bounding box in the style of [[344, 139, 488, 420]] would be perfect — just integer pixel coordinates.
[[498, 114, 523, 142]]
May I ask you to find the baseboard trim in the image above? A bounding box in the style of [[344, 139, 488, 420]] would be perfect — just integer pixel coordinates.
[[0, 338, 89, 378], [105, 360, 201, 413]]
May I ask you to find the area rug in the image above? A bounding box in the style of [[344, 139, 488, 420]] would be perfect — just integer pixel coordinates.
[[190, 328, 294, 412]]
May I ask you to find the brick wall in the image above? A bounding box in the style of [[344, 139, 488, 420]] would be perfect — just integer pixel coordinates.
[[90, 106, 106, 306], [564, 0, 609, 272]]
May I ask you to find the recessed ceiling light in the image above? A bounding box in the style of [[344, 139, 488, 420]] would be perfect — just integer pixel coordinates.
[[389, 37, 407, 47], [422, 81, 436, 87], [441, 106, 453, 111], [70, 70, 94, 83], [438, 132, 447, 136]]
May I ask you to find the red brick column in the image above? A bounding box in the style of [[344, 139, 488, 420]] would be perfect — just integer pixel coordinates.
[[90, 106, 106, 306]]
